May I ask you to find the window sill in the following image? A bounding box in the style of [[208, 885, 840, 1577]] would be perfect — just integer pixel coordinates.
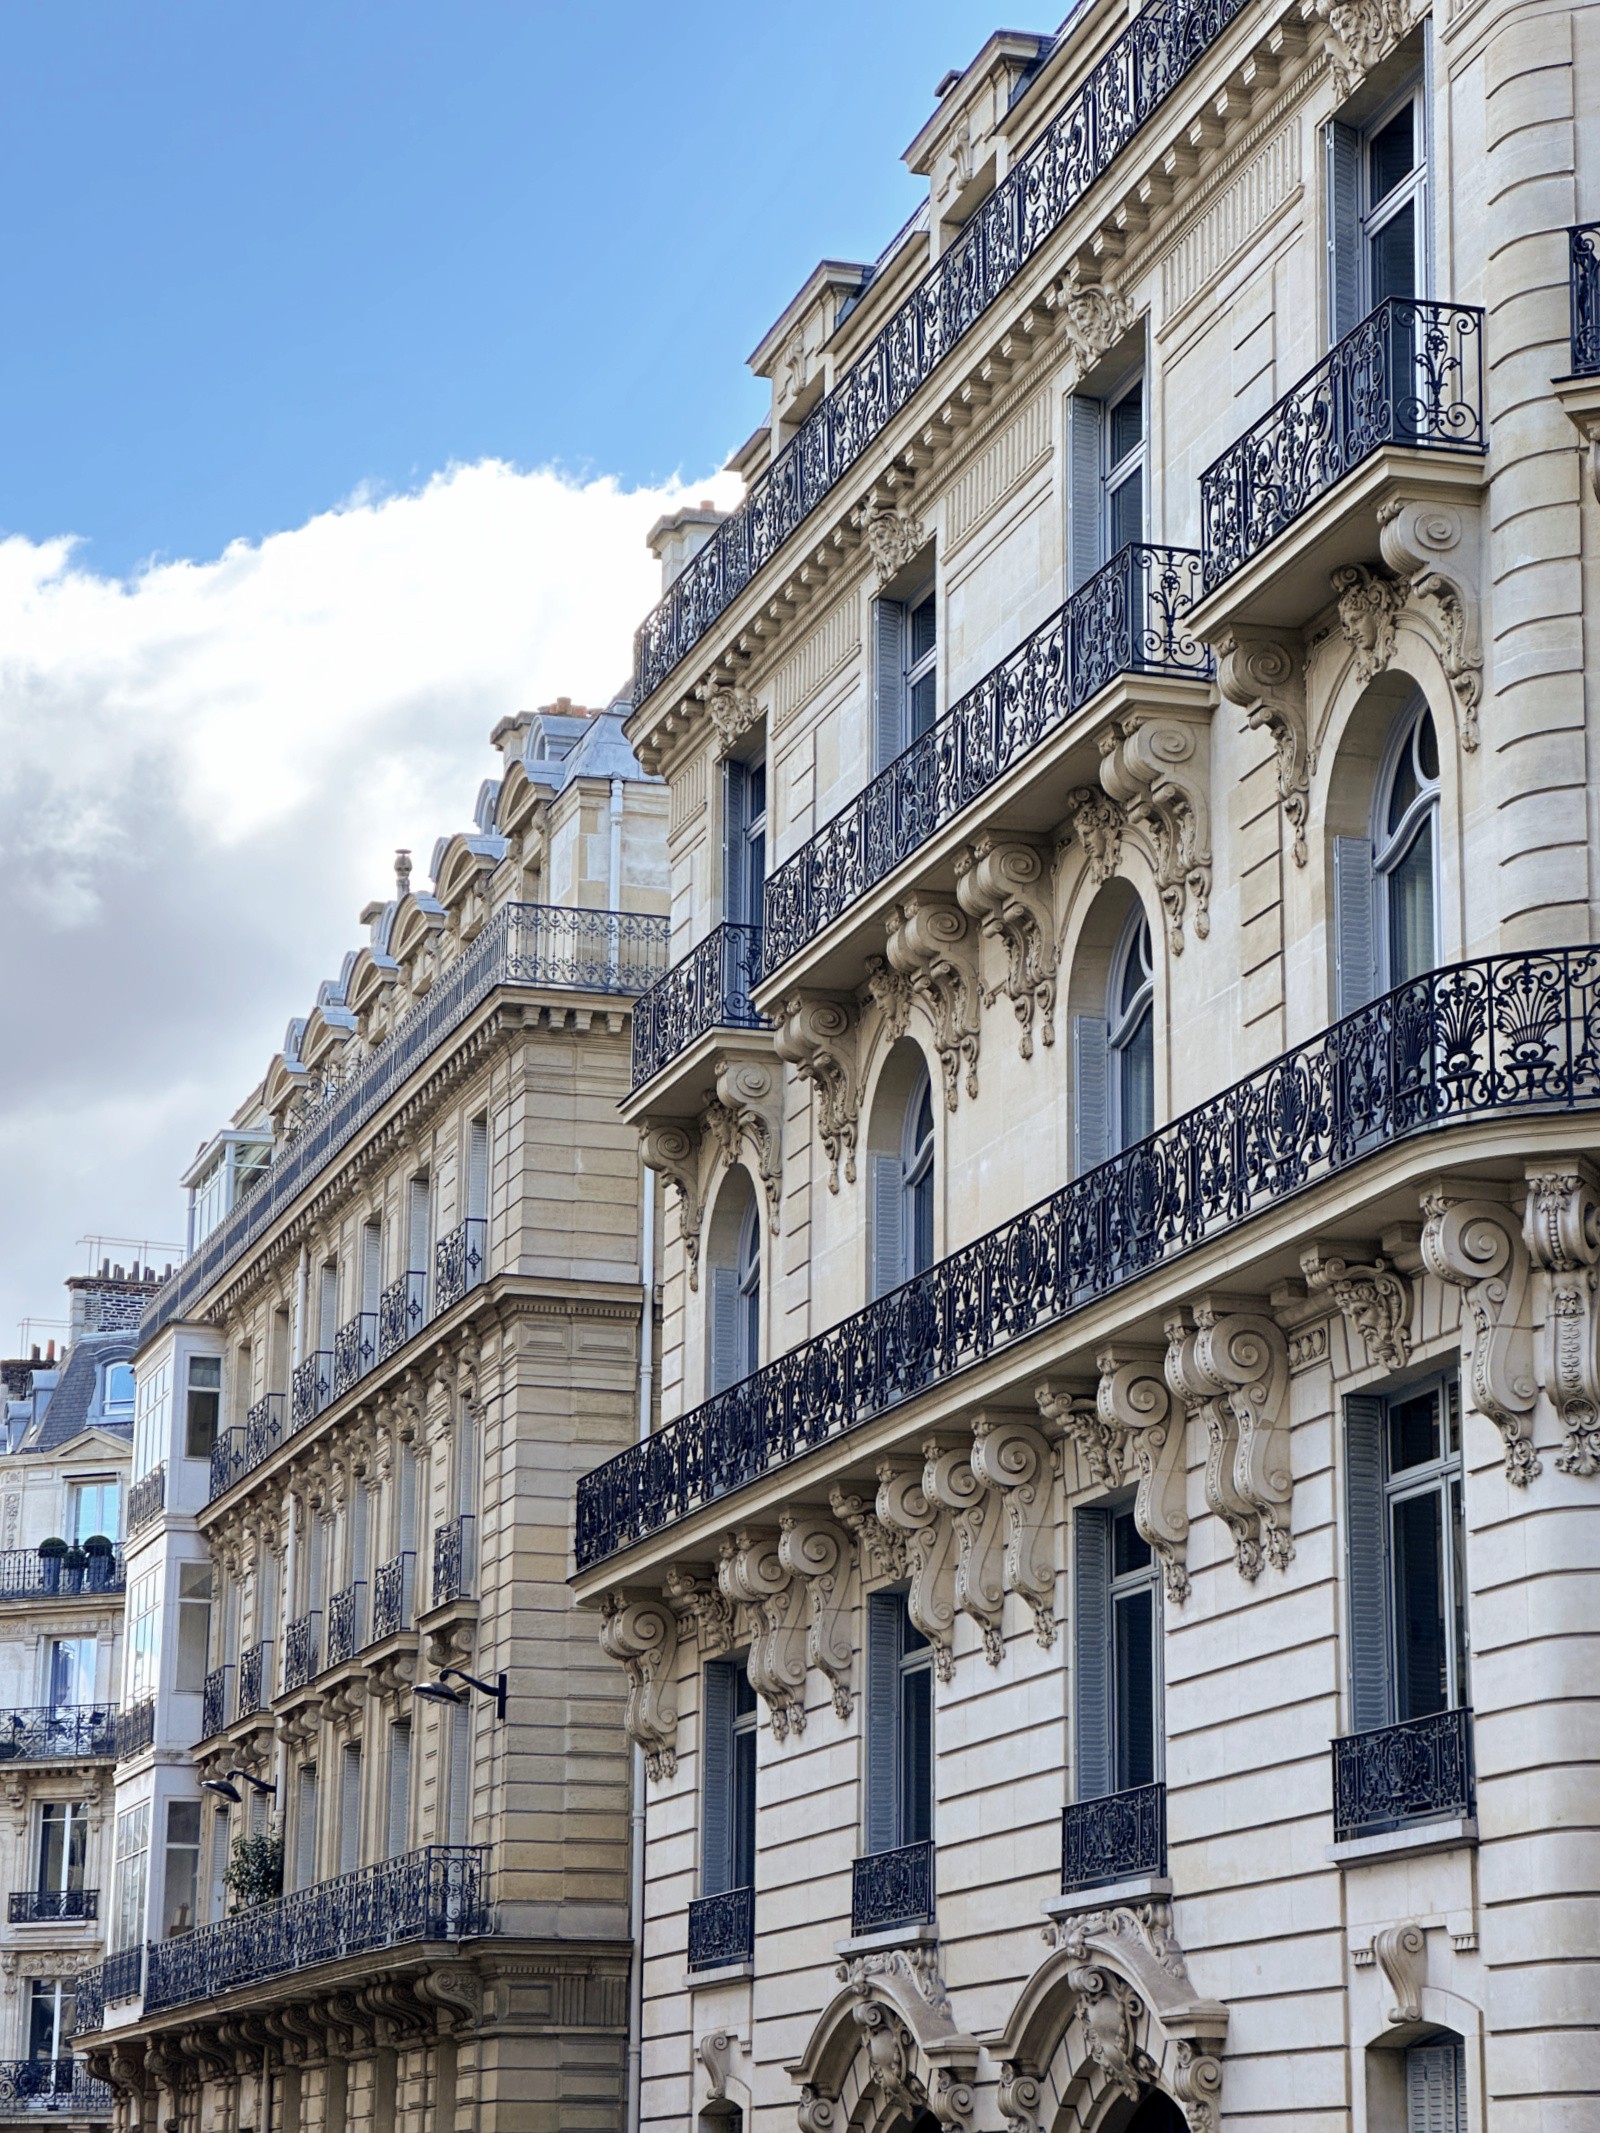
[[1045, 1873, 1172, 1918], [683, 1958, 753, 1990], [1327, 1816, 1477, 1866], [835, 1918, 938, 1959]]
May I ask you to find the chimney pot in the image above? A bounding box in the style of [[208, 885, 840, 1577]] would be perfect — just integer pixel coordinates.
[[29, 1345, 39, 1363]]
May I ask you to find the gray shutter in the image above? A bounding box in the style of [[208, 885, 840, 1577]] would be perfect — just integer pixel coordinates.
[[1406, 2039, 1465, 2133], [865, 1592, 901, 1854], [872, 599, 908, 772], [446, 1699, 472, 1847], [1327, 121, 1362, 340], [870, 1153, 906, 1300], [1066, 394, 1105, 592], [408, 1176, 430, 1273], [1345, 1395, 1391, 1735], [467, 1117, 489, 1222], [294, 1767, 318, 1891], [362, 1221, 382, 1313], [338, 1745, 362, 1876], [709, 1267, 741, 1395], [1073, 1016, 1110, 1175], [1334, 837, 1378, 1017], [387, 1721, 412, 1858], [1074, 1507, 1113, 1801], [701, 1660, 734, 1896], [722, 761, 750, 923]]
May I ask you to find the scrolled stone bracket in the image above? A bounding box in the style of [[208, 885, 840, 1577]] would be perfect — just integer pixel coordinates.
[[1166, 1300, 1292, 1579], [1097, 715, 1212, 950], [1421, 1183, 1539, 1484], [885, 894, 982, 1109], [597, 1592, 680, 1782], [924, 1441, 1006, 1666], [1376, 496, 1484, 748], [1096, 1347, 1191, 1602], [954, 833, 1061, 1058], [639, 1120, 705, 1291], [705, 1049, 784, 1232], [876, 1462, 957, 1681], [779, 1510, 856, 1717], [1522, 1164, 1600, 1478], [1301, 1244, 1413, 1372], [718, 1528, 808, 1739], [1213, 625, 1309, 865], [773, 990, 862, 1192], [971, 1411, 1058, 1646]]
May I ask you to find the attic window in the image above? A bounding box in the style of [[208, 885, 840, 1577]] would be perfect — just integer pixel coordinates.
[[104, 1364, 135, 1414]]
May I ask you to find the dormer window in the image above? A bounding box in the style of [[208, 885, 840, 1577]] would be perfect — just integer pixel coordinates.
[[104, 1364, 135, 1416]]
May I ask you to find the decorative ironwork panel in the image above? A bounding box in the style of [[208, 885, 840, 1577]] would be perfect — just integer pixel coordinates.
[[378, 1270, 427, 1361], [6, 1889, 99, 1924], [851, 1840, 934, 1936], [371, 1554, 415, 1642], [763, 544, 1207, 974], [283, 1614, 322, 1692], [434, 1220, 487, 1314], [126, 1464, 165, 1535], [1200, 298, 1485, 591], [0, 2060, 114, 2113], [100, 1945, 143, 2007], [326, 1584, 366, 1667], [291, 1352, 332, 1430], [237, 1641, 271, 1718], [0, 1549, 123, 1602], [114, 1702, 155, 1762], [1332, 1707, 1474, 1842], [69, 1968, 103, 2039], [631, 924, 768, 1089], [0, 1708, 116, 1763], [632, 0, 1256, 707], [332, 1312, 377, 1397], [432, 1516, 474, 1608], [577, 945, 1600, 1566], [1571, 223, 1600, 376], [687, 1885, 754, 1971], [201, 1666, 233, 1741], [1062, 1782, 1166, 1891]]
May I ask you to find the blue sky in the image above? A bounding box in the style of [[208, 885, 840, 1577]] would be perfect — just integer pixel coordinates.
[[2, 0, 1008, 575]]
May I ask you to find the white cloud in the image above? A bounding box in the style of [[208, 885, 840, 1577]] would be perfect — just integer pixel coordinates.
[[0, 458, 736, 1340]]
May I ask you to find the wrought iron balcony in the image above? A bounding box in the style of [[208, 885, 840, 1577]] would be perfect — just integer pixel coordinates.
[[332, 1312, 378, 1397], [632, 0, 1256, 706], [577, 943, 1600, 1567], [283, 1613, 322, 1693], [762, 544, 1208, 976], [0, 2061, 113, 2113], [291, 1351, 333, 1430], [851, 1839, 934, 1937], [1570, 222, 1600, 376], [209, 1394, 288, 1502], [1332, 1707, 1474, 1843], [0, 1548, 123, 1602], [201, 1665, 233, 1740], [127, 1463, 165, 1534], [432, 1515, 474, 1609], [7, 1889, 98, 1924], [100, 1945, 143, 2012], [237, 1640, 272, 1718], [326, 1582, 366, 1666], [378, 1270, 427, 1360], [114, 1702, 155, 1761], [434, 1219, 487, 1314], [142, 1843, 489, 2013], [687, 1885, 754, 1971], [141, 902, 669, 1344], [631, 924, 768, 1090], [0, 1708, 115, 1763], [1062, 1781, 1166, 1892], [371, 1552, 415, 1642], [1199, 298, 1486, 593]]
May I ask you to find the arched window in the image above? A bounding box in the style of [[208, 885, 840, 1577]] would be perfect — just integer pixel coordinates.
[[870, 1059, 935, 1299], [103, 1364, 136, 1415], [1108, 907, 1155, 1151], [1073, 899, 1157, 1173], [1335, 694, 1441, 1014], [707, 1174, 760, 1395]]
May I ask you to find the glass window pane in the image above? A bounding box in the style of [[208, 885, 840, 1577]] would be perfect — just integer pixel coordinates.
[[900, 1663, 932, 1845], [1109, 388, 1144, 462], [732, 1726, 757, 1888], [1370, 199, 1417, 305], [1118, 1010, 1155, 1146], [1385, 817, 1436, 985], [37, 1807, 65, 1894], [1368, 106, 1415, 205], [1113, 1586, 1156, 1790], [909, 593, 936, 665], [1415, 708, 1439, 783], [1387, 1387, 1440, 1474], [908, 668, 937, 740], [1108, 468, 1143, 553], [1449, 1474, 1469, 1707], [1391, 1490, 1448, 1720], [1112, 1510, 1150, 1579]]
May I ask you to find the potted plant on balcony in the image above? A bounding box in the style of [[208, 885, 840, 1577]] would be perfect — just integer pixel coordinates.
[[222, 1829, 283, 1912], [82, 1536, 113, 1591], [61, 1546, 87, 1594], [37, 1537, 67, 1593]]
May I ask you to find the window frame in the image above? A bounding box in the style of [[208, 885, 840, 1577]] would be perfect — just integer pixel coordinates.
[[1106, 903, 1156, 1155]]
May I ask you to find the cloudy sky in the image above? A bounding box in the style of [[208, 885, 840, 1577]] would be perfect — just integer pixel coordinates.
[[0, 0, 1002, 1341]]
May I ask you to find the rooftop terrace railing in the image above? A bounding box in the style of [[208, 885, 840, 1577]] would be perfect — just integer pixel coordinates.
[[1570, 223, 1600, 376], [141, 903, 669, 1345], [631, 0, 1256, 706], [577, 944, 1600, 1567]]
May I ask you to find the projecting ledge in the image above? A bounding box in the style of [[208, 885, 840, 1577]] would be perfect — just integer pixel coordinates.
[[1044, 1873, 1173, 1917], [834, 1918, 939, 1960], [1326, 1816, 1478, 1867]]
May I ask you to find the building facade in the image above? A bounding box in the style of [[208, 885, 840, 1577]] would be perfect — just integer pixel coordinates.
[[581, 4, 1600, 2130], [73, 702, 671, 2133]]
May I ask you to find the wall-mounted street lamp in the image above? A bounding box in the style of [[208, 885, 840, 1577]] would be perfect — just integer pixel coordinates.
[[413, 1667, 506, 1721], [200, 1768, 277, 1804]]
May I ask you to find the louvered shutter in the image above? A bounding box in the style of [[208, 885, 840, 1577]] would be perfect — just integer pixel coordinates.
[[1066, 395, 1105, 592], [387, 1721, 412, 1859], [295, 1766, 319, 1891], [362, 1220, 382, 1313], [709, 1267, 741, 1395], [1345, 1395, 1391, 1735], [467, 1116, 489, 1222], [723, 761, 751, 923], [1073, 1016, 1110, 1175], [399, 1449, 418, 1553], [1334, 836, 1378, 1017], [872, 599, 908, 772], [446, 1699, 472, 1847], [338, 1745, 362, 1875], [870, 1153, 906, 1301], [701, 1660, 735, 1896], [1074, 1507, 1114, 1801], [865, 1593, 902, 1854], [408, 1176, 431, 1274], [1327, 121, 1363, 339], [1406, 2038, 1465, 2133]]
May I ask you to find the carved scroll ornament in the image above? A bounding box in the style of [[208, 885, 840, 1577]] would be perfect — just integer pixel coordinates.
[[954, 835, 1060, 1059], [598, 1593, 679, 1781], [1421, 1187, 1538, 1484], [1096, 1348, 1191, 1603], [773, 990, 862, 1192], [1165, 1303, 1292, 1579], [1522, 1166, 1600, 1478]]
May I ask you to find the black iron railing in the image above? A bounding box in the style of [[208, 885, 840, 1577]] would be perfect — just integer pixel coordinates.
[[143, 1843, 489, 2013], [631, 924, 768, 1089], [432, 1516, 475, 1608], [378, 1271, 427, 1360], [1062, 1781, 1166, 1891], [114, 1702, 155, 1761], [851, 1840, 934, 1936], [7, 1889, 98, 1924], [201, 1666, 233, 1740], [1332, 1707, 1474, 1843], [141, 903, 669, 1344], [0, 2061, 113, 2112], [687, 1885, 754, 1970], [632, 0, 1258, 705], [237, 1640, 271, 1718], [332, 1312, 378, 1397], [102, 1946, 143, 2008], [291, 1351, 333, 1430], [326, 1582, 366, 1666], [0, 1548, 123, 1602], [126, 1465, 166, 1535], [0, 1708, 116, 1763], [371, 1553, 415, 1642], [762, 544, 1208, 975], [434, 1219, 487, 1314], [69, 1969, 102, 2039], [1570, 223, 1600, 376], [283, 1613, 322, 1692], [211, 1394, 288, 1498], [578, 945, 1600, 1566], [1200, 298, 1486, 592]]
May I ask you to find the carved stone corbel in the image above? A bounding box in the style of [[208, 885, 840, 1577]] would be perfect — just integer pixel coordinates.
[[1096, 1349, 1191, 1602], [664, 1562, 735, 1657], [697, 673, 761, 754], [706, 1052, 784, 1231], [852, 1999, 926, 2124], [1421, 1185, 1539, 1483], [639, 1121, 705, 1290], [953, 835, 1060, 1058], [1059, 787, 1124, 886], [698, 2027, 743, 2104], [1377, 497, 1483, 747], [778, 1511, 855, 1717], [970, 1412, 1057, 1646], [1313, 0, 1420, 101], [773, 991, 862, 1191], [829, 1483, 908, 1579], [1523, 1166, 1600, 1477], [857, 495, 926, 585], [1371, 1920, 1427, 2023], [1096, 715, 1212, 949], [876, 1462, 956, 1680], [597, 1592, 680, 1781], [1330, 563, 1406, 686], [718, 1528, 808, 1739], [1036, 1378, 1125, 1489], [1165, 1301, 1292, 1579], [1213, 626, 1309, 865], [1301, 1245, 1413, 1371], [885, 895, 981, 1109], [1048, 265, 1137, 389], [924, 1440, 1006, 1666], [997, 2063, 1044, 2133]]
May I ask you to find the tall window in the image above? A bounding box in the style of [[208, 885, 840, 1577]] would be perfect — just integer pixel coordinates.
[[723, 756, 767, 926], [36, 1804, 87, 1895], [1066, 369, 1144, 591], [176, 1563, 213, 1693], [701, 1659, 757, 1899], [27, 1981, 74, 2065], [111, 1803, 150, 1950], [293, 1765, 319, 1891], [339, 1743, 363, 1875], [1074, 906, 1155, 1173], [48, 1639, 95, 1707], [162, 1801, 201, 1937], [185, 1356, 221, 1460], [870, 1063, 935, 1299], [125, 1570, 159, 1704], [1075, 1504, 1162, 1799], [132, 1363, 170, 1481], [1345, 1377, 1467, 1733], [407, 1175, 432, 1285], [361, 1220, 383, 1317], [1328, 79, 1429, 336], [1334, 697, 1441, 1015], [872, 583, 938, 769], [68, 1479, 119, 1543], [467, 1115, 490, 1224], [316, 1262, 339, 1357], [708, 1180, 760, 1397], [386, 1721, 412, 1859], [864, 1595, 932, 1856]]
